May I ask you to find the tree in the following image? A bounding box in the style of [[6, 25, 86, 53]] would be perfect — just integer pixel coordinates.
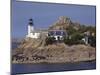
[[64, 32, 84, 45], [66, 25, 78, 35]]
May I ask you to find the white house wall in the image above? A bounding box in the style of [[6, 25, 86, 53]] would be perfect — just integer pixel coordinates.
[[26, 32, 40, 39]]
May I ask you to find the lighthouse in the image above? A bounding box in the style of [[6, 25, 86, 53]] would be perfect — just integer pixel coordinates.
[[26, 18, 40, 39], [28, 18, 34, 35]]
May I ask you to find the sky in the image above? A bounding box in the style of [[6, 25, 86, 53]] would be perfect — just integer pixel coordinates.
[[12, 0, 96, 38]]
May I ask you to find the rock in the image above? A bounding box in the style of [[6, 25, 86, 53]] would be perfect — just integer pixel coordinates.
[[48, 16, 82, 31], [12, 39, 96, 63]]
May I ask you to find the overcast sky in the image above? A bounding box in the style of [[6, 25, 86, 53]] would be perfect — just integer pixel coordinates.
[[12, 0, 96, 38]]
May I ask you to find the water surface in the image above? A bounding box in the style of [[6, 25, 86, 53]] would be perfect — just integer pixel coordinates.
[[12, 61, 96, 74]]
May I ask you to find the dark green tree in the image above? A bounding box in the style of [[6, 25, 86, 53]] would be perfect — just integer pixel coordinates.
[[64, 32, 84, 45]]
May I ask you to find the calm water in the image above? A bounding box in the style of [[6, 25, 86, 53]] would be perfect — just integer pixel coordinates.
[[11, 61, 96, 75]]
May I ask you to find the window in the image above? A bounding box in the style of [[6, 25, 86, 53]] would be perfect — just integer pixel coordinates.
[[56, 31, 61, 35], [49, 31, 55, 36]]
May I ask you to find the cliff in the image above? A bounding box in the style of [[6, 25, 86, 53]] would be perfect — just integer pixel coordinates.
[[12, 38, 96, 64]]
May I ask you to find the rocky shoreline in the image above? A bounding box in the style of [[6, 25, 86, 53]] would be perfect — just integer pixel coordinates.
[[12, 59, 96, 64], [12, 43, 96, 64]]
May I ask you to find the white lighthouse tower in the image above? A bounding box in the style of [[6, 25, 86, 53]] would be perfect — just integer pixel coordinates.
[[26, 18, 40, 39], [28, 18, 34, 35]]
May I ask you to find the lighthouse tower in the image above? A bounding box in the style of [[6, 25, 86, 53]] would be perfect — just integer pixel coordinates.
[[28, 18, 34, 35], [26, 18, 40, 39]]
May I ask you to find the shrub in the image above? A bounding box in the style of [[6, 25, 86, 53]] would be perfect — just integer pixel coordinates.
[[45, 37, 56, 45], [64, 32, 84, 45], [88, 36, 96, 47], [66, 25, 77, 35]]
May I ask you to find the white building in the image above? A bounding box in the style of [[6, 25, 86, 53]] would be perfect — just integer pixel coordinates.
[[81, 31, 90, 45], [48, 30, 67, 41], [26, 19, 40, 39]]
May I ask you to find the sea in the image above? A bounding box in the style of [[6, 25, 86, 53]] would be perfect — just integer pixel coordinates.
[[11, 43, 96, 75]]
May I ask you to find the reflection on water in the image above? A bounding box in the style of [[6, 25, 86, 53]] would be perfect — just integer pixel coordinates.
[[12, 61, 96, 74]]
